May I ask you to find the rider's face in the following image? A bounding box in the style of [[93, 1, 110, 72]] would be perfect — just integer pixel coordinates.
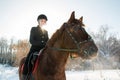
[[38, 19, 47, 27]]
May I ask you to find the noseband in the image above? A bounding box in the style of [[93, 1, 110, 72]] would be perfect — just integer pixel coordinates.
[[50, 23, 93, 54]]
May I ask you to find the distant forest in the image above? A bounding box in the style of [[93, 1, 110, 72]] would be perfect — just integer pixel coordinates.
[[0, 25, 120, 70]]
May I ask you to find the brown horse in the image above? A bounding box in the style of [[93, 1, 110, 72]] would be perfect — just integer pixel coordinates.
[[19, 11, 98, 80]]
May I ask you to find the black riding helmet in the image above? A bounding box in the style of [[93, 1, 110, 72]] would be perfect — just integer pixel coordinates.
[[37, 14, 48, 21]]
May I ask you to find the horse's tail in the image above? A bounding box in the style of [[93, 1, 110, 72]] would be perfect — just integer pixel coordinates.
[[19, 57, 26, 80]]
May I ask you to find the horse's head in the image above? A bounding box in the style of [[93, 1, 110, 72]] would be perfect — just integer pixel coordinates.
[[59, 11, 98, 59]]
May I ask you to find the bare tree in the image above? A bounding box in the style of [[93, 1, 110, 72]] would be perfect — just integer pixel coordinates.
[[0, 38, 8, 64], [13, 39, 30, 66], [0, 38, 8, 54], [91, 25, 120, 69]]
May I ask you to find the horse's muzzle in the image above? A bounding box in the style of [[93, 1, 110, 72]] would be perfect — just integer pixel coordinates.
[[82, 44, 98, 59]]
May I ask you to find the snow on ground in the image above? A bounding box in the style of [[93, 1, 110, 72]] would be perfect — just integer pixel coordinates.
[[0, 64, 19, 80], [66, 70, 120, 80], [0, 64, 120, 80]]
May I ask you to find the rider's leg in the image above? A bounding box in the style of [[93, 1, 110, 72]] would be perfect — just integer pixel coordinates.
[[22, 51, 32, 75]]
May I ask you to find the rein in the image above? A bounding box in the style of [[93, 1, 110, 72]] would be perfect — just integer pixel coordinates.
[[50, 47, 78, 52]]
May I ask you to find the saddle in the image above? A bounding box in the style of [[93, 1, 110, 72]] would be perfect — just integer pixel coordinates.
[[31, 52, 40, 74], [31, 52, 39, 65], [31, 49, 43, 73]]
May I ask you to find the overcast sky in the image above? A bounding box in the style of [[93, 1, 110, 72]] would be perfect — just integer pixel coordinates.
[[0, 0, 120, 40]]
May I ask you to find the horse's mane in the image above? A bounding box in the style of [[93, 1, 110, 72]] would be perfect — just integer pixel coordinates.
[[46, 23, 65, 47], [46, 29, 60, 47]]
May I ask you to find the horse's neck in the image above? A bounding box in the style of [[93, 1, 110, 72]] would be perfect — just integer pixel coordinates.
[[48, 43, 69, 66], [39, 46, 69, 74]]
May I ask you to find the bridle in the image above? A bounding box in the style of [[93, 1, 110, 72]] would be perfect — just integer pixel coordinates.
[[50, 23, 93, 54]]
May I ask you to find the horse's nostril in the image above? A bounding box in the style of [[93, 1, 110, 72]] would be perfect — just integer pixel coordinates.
[[88, 47, 98, 55], [90, 47, 95, 52], [84, 50, 89, 56], [84, 50, 87, 54]]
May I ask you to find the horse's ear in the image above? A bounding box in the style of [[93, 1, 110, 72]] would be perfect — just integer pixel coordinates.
[[68, 11, 75, 23], [79, 16, 85, 27], [79, 16, 83, 22]]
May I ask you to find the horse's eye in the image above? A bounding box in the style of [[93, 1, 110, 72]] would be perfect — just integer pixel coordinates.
[[81, 27, 85, 31]]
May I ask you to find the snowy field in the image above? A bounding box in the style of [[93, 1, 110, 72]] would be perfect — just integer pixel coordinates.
[[0, 64, 120, 80]]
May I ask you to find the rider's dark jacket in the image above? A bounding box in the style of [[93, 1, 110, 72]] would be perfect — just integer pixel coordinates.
[[30, 26, 49, 51]]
